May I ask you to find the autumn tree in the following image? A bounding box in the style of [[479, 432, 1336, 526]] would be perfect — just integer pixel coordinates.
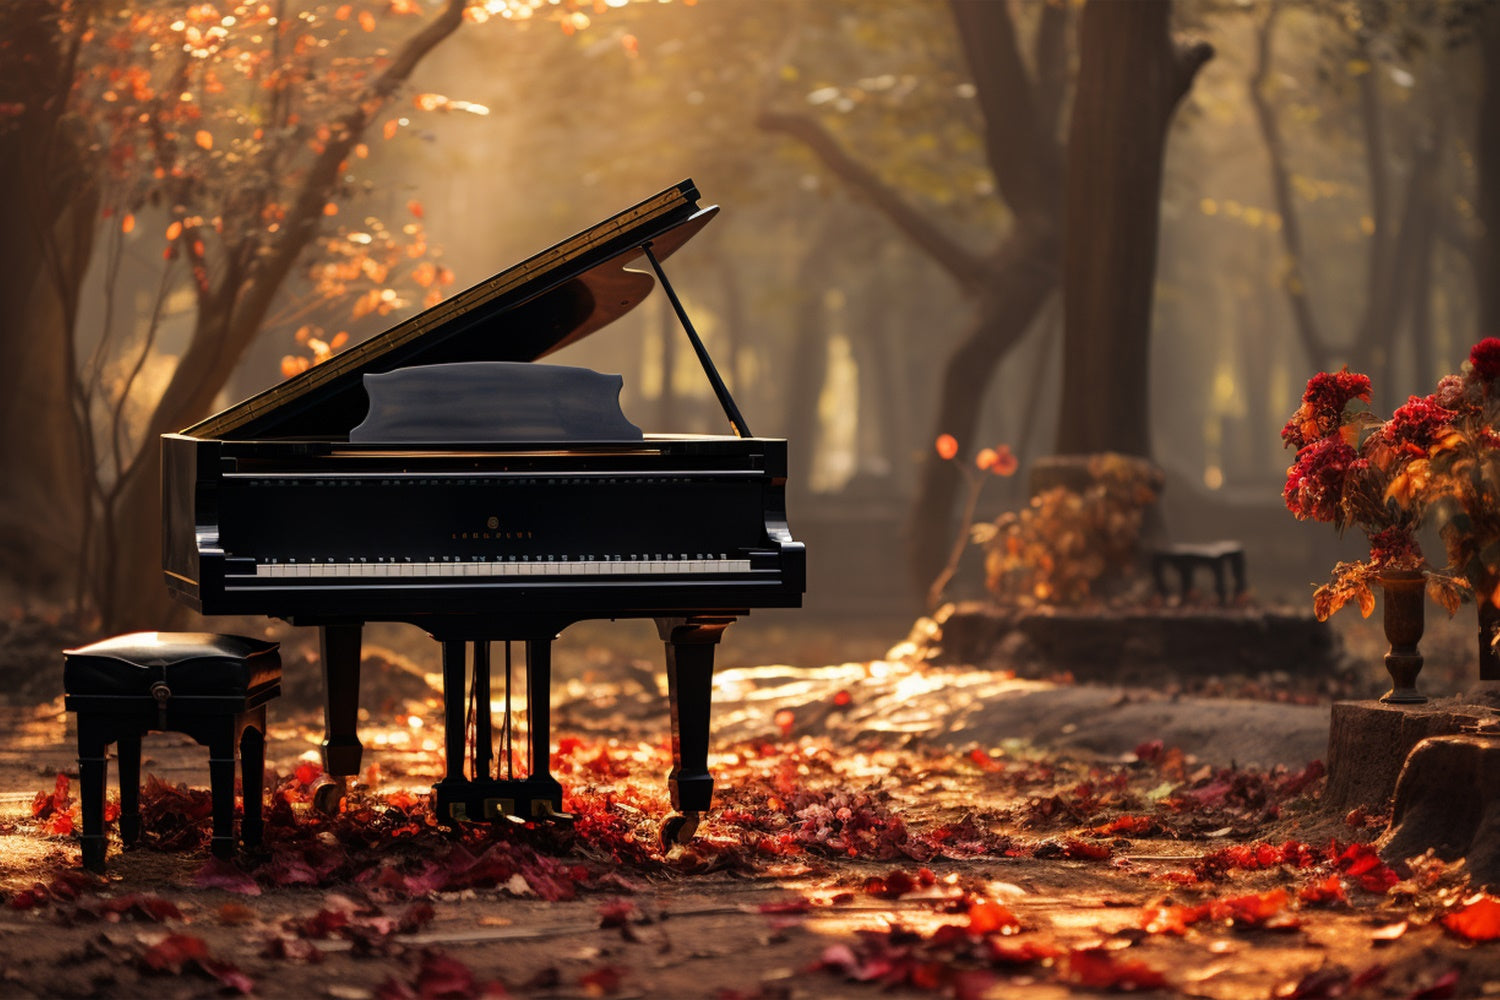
[[1249, 0, 1482, 405], [759, 0, 1210, 596], [0, 0, 474, 628]]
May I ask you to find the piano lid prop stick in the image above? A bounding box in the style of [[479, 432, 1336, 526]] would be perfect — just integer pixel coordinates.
[[642, 242, 753, 439]]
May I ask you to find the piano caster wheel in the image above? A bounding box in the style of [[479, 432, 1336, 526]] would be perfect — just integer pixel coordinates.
[[312, 776, 347, 816], [660, 811, 700, 850]]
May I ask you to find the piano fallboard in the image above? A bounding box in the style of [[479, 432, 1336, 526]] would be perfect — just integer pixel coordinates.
[[162, 433, 805, 627]]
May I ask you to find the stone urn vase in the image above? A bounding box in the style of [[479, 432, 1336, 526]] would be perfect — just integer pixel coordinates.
[[1380, 570, 1427, 704]]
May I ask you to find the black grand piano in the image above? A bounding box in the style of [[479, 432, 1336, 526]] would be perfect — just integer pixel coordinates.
[[161, 180, 804, 845]]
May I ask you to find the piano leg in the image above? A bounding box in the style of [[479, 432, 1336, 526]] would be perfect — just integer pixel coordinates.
[[316, 623, 363, 814], [656, 616, 734, 846], [523, 639, 565, 814], [473, 641, 493, 781]]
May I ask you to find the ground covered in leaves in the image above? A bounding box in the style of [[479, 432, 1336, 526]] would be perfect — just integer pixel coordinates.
[[2, 611, 1500, 998]]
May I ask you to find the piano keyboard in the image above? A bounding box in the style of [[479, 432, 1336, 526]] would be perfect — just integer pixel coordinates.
[[250, 557, 754, 579]]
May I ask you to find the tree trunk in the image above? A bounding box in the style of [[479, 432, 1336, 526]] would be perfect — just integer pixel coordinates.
[[0, 5, 95, 601], [1054, 0, 1211, 456]]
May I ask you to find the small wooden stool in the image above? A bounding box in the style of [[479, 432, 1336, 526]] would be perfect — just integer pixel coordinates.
[[62, 632, 281, 873]]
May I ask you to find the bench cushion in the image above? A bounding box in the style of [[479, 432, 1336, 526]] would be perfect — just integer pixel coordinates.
[[63, 632, 281, 698]]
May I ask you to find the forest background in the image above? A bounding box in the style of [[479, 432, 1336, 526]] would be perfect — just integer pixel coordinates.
[[1, 0, 1496, 636]]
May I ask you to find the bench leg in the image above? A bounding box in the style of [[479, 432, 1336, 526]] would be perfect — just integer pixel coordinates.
[[76, 715, 111, 874], [208, 722, 238, 861], [239, 710, 266, 850], [117, 732, 142, 846]]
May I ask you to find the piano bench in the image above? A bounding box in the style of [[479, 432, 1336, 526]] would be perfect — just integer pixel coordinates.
[[62, 632, 281, 874]]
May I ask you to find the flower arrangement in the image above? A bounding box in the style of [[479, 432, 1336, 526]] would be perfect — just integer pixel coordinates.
[[1280, 358, 1477, 622]]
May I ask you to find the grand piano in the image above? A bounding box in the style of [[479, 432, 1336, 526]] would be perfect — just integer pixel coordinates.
[[161, 180, 805, 845]]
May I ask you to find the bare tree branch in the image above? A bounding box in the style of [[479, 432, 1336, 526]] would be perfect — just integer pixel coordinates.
[[756, 108, 989, 291]]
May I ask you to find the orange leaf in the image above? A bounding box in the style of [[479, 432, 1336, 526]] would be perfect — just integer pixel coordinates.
[[194, 129, 212, 150], [323, 202, 338, 217], [358, 10, 375, 31], [335, 4, 352, 19], [407, 199, 424, 219], [383, 118, 399, 140], [966, 899, 1020, 935], [935, 434, 958, 461], [1442, 894, 1500, 941], [330, 331, 349, 349], [121, 213, 135, 234], [165, 220, 183, 241]]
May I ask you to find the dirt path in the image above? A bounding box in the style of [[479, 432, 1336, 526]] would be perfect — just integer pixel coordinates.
[[0, 625, 1496, 998]]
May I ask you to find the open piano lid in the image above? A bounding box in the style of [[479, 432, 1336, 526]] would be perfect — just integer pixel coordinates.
[[185, 179, 716, 440]]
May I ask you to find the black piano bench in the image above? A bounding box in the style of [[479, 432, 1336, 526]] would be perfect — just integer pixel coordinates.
[[62, 632, 281, 873]]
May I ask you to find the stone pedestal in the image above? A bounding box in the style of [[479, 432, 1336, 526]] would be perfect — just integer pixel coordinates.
[[1378, 734, 1500, 887], [1324, 699, 1499, 813]]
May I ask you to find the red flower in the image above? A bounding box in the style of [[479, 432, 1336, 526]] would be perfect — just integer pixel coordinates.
[[1385, 395, 1455, 453], [1283, 437, 1357, 523], [1470, 338, 1500, 382], [1281, 368, 1372, 449]]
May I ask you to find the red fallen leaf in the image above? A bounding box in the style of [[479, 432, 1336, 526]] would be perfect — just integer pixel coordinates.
[[1277, 759, 1325, 797], [33, 773, 69, 817], [952, 970, 998, 1000], [1140, 903, 1208, 935], [985, 938, 1063, 964], [1282, 965, 1354, 999], [969, 748, 1005, 773], [773, 709, 795, 737], [1154, 870, 1199, 886], [1133, 739, 1164, 762], [1066, 947, 1170, 991], [1297, 875, 1347, 906], [832, 688, 852, 707], [579, 964, 624, 995], [140, 933, 210, 973], [193, 857, 261, 895], [1334, 842, 1400, 893], [1441, 894, 1500, 941], [1090, 815, 1154, 837], [865, 869, 919, 899], [216, 901, 257, 925], [203, 956, 255, 995], [1209, 887, 1294, 927], [84, 893, 184, 923], [1061, 838, 1111, 860], [46, 811, 75, 836], [598, 899, 636, 927], [400, 901, 436, 933], [966, 899, 1020, 935], [294, 761, 321, 786], [1410, 969, 1462, 999]]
